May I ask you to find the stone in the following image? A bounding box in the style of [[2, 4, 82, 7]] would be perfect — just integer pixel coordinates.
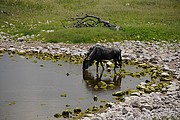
[[81, 117, 91, 120], [162, 57, 171, 62], [0, 47, 5, 52], [149, 92, 161, 101], [150, 57, 159, 64], [112, 91, 125, 96], [8, 47, 15, 51], [131, 100, 140, 108], [162, 64, 170, 71], [130, 92, 141, 97], [161, 72, 170, 77], [160, 77, 172, 81], [106, 61, 114, 68], [162, 88, 167, 92], [126, 114, 134, 120], [140, 104, 153, 111], [166, 91, 177, 96], [132, 108, 141, 117], [176, 74, 180, 81], [17, 37, 24, 42], [86, 114, 95, 117], [91, 117, 102, 120], [168, 86, 179, 91], [177, 91, 180, 98], [10, 44, 14, 48], [98, 113, 107, 118], [117, 117, 125, 120], [122, 107, 132, 115]]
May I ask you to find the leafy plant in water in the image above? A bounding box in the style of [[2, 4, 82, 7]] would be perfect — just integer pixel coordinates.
[[140, 71, 146, 77], [131, 72, 141, 78], [137, 81, 170, 94], [100, 100, 106, 102], [74, 107, 82, 114], [94, 85, 99, 90], [98, 81, 107, 89], [58, 63, 63, 66], [32, 60, 37, 63], [108, 84, 115, 89], [54, 113, 62, 118], [40, 64, 44, 67], [92, 105, 99, 111], [62, 110, 72, 118], [9, 101, 16, 106], [60, 93, 67, 97]]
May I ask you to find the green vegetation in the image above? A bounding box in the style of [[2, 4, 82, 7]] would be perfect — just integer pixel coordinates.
[[60, 93, 67, 97], [0, 0, 179, 43], [8, 101, 16, 106]]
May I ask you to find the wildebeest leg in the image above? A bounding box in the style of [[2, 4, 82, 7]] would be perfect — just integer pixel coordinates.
[[114, 59, 122, 69], [96, 69, 104, 80], [118, 59, 122, 68], [114, 59, 118, 70], [114, 68, 116, 74], [100, 61, 104, 70], [96, 61, 99, 73], [119, 53, 122, 68]]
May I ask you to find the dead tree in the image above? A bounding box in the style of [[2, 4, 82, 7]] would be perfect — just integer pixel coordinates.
[[62, 13, 120, 30]]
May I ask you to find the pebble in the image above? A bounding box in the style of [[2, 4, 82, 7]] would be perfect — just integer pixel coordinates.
[[122, 107, 132, 115], [130, 92, 141, 97]]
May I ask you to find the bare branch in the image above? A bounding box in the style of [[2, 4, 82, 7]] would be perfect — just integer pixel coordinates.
[[63, 14, 120, 30]]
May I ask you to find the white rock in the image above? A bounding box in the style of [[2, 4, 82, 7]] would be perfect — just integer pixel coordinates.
[[91, 117, 102, 120], [17, 37, 24, 42], [122, 107, 132, 115], [141, 103, 153, 111], [8, 47, 15, 51], [161, 72, 170, 77], [131, 100, 140, 108]]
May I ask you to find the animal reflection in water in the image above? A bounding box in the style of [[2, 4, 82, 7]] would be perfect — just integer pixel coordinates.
[[82, 45, 122, 90], [83, 70, 122, 90], [83, 45, 122, 72]]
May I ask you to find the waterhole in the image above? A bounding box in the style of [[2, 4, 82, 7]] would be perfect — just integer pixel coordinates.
[[0, 53, 152, 120]]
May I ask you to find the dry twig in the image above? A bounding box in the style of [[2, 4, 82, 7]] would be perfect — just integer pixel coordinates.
[[62, 13, 120, 30]]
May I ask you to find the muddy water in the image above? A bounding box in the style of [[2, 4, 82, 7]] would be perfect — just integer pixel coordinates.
[[0, 53, 150, 120]]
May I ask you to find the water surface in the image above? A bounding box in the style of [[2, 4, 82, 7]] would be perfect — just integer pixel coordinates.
[[0, 53, 150, 120]]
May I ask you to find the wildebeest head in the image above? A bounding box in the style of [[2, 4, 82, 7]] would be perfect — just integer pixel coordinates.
[[83, 58, 93, 70]]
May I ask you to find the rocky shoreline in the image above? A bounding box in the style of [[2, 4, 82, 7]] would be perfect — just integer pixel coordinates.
[[0, 32, 180, 120], [82, 80, 180, 120]]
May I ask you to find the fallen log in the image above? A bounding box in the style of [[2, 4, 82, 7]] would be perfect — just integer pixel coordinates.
[[62, 13, 120, 30]]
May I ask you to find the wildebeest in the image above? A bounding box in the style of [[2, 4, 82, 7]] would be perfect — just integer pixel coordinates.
[[83, 45, 122, 72]]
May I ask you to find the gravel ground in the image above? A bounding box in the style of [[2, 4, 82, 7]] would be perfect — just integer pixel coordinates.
[[0, 32, 180, 120]]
